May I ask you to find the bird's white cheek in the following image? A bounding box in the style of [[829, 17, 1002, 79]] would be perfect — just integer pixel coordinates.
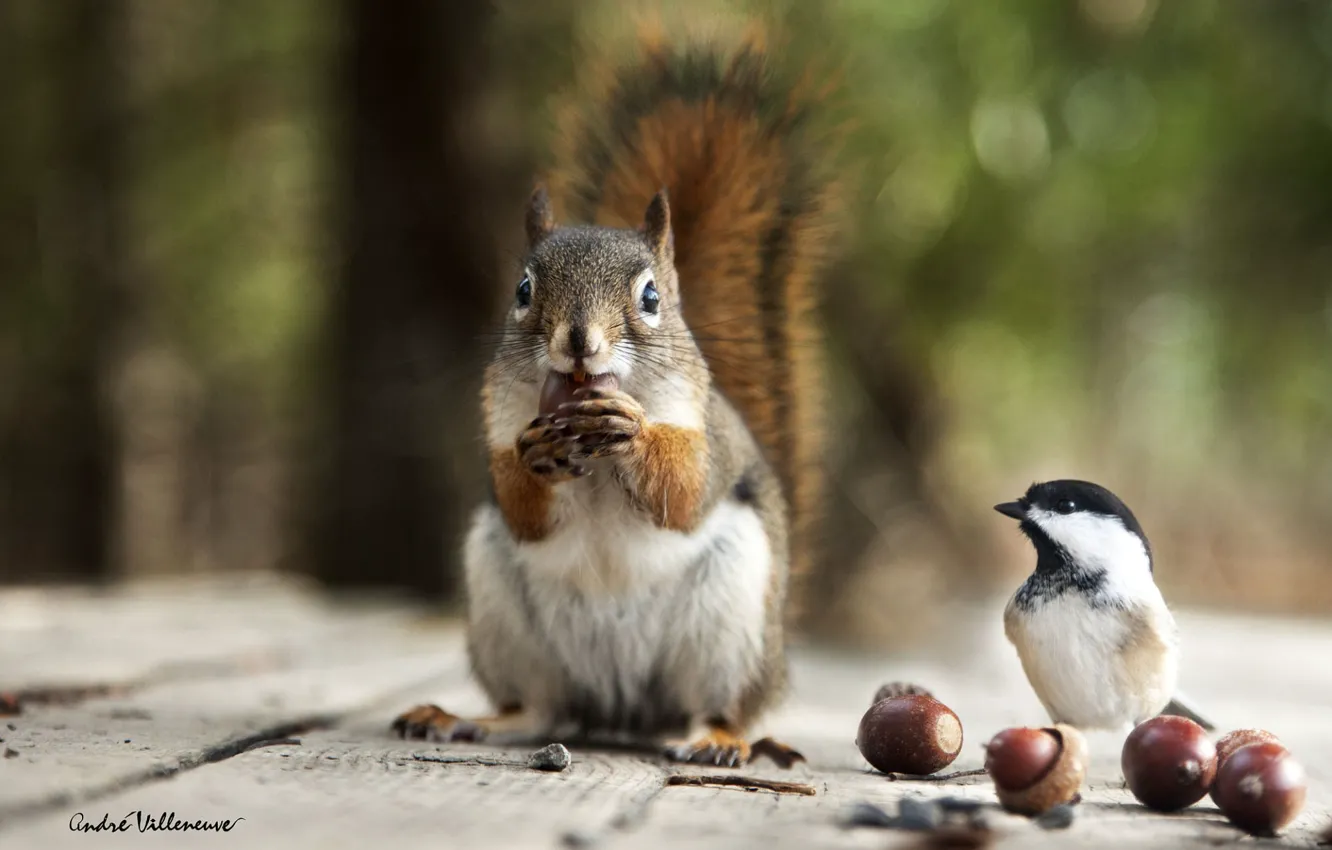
[[1030, 511, 1146, 567]]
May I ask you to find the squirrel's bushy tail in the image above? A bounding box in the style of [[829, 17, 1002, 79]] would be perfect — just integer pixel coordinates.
[[546, 31, 838, 597]]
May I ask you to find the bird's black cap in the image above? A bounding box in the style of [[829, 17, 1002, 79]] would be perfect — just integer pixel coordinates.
[[995, 479, 1149, 543], [997, 479, 1154, 583]]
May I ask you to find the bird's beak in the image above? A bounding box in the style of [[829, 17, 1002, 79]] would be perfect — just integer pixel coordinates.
[[994, 501, 1027, 520]]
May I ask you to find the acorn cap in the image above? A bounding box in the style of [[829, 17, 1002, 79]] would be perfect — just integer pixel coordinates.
[[994, 724, 1089, 817]]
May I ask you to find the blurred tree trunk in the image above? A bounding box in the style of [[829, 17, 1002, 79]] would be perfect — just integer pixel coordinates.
[[306, 0, 511, 599], [0, 0, 127, 582]]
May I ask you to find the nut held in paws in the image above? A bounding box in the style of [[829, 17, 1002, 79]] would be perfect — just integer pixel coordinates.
[[539, 371, 619, 417], [856, 693, 962, 775]]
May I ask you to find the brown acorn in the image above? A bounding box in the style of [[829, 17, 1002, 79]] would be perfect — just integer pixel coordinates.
[[856, 693, 963, 775], [986, 724, 1088, 816], [1213, 742, 1307, 837], [538, 370, 619, 417], [1121, 715, 1217, 812], [1210, 729, 1282, 805]]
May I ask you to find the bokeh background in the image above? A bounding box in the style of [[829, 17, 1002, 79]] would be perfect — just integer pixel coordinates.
[[3, 0, 1329, 646]]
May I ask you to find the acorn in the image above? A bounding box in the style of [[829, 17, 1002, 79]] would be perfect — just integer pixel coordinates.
[[1210, 729, 1282, 805], [1213, 742, 1307, 837], [1121, 715, 1217, 812], [985, 724, 1088, 816], [538, 370, 619, 417], [856, 693, 963, 775]]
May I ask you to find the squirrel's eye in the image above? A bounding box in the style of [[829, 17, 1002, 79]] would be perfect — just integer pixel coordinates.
[[1055, 499, 1076, 515], [515, 275, 532, 309], [639, 280, 659, 315]]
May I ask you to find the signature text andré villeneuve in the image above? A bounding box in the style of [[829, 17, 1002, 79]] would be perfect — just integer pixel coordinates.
[[70, 811, 244, 833]]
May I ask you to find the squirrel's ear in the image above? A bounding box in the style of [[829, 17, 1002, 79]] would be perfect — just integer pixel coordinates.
[[641, 189, 674, 263], [526, 184, 555, 249]]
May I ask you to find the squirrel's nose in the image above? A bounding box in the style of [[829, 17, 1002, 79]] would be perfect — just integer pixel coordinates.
[[568, 326, 589, 357], [567, 325, 604, 359]]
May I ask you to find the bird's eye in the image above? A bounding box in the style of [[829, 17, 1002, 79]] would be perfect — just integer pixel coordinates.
[[639, 280, 659, 315], [1055, 499, 1076, 515], [515, 275, 532, 309]]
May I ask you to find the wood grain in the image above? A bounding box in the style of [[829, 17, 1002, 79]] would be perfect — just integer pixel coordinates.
[[0, 581, 1329, 849]]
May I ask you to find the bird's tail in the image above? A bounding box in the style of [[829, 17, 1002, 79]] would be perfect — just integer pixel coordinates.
[[1159, 693, 1215, 731]]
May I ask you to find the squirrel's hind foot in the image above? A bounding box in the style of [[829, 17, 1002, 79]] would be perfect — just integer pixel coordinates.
[[749, 737, 806, 769], [664, 725, 751, 768], [391, 703, 538, 743], [663, 725, 807, 769], [391, 704, 486, 742]]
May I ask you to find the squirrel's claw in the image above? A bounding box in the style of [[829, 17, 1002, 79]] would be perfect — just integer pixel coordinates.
[[664, 741, 747, 768], [664, 726, 752, 768]]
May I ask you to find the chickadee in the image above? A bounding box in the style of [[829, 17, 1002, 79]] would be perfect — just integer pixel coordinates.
[[996, 479, 1212, 731]]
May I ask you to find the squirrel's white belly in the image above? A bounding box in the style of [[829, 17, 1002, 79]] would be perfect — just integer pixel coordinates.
[[511, 478, 771, 729], [1012, 595, 1171, 730]]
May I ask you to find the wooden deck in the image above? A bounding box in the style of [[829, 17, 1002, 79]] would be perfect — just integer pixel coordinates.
[[0, 576, 1328, 848]]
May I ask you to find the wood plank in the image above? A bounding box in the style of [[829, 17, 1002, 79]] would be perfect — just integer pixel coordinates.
[[0, 575, 424, 688], [1, 583, 1330, 848], [0, 577, 466, 823]]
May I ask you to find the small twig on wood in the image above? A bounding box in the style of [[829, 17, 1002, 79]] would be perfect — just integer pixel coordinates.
[[413, 753, 519, 768], [883, 768, 988, 782], [666, 774, 817, 796]]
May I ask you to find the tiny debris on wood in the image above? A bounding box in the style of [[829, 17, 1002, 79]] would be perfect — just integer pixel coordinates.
[[107, 707, 153, 720], [528, 743, 571, 772], [13, 682, 135, 706], [0, 693, 21, 716], [560, 828, 598, 848], [912, 827, 994, 850], [898, 797, 944, 830], [845, 794, 993, 840], [844, 801, 897, 828], [665, 774, 817, 796], [936, 797, 985, 814], [1034, 803, 1075, 830]]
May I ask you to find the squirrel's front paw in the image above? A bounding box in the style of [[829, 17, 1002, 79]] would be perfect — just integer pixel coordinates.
[[517, 416, 586, 482], [554, 388, 646, 460]]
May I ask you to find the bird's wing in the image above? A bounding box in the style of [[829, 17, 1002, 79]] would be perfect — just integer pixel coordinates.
[[1002, 594, 1021, 645]]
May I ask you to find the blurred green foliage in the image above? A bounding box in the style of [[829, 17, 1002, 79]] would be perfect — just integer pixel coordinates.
[[2, 0, 1329, 620], [788, 0, 1332, 490]]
